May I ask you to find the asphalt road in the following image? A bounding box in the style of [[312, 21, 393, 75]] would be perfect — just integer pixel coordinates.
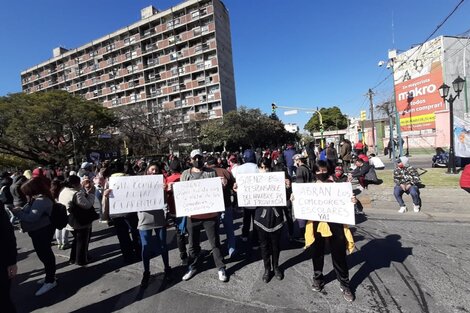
[[10, 210, 470, 313]]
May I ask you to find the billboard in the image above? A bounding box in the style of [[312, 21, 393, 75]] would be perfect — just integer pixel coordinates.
[[393, 37, 444, 131]]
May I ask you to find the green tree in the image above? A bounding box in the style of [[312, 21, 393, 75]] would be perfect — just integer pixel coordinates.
[[0, 91, 118, 166], [200, 107, 297, 151], [304, 106, 348, 133]]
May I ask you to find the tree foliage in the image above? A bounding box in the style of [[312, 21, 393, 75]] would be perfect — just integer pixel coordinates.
[[200, 107, 298, 151], [0, 91, 118, 165], [304, 106, 348, 133]]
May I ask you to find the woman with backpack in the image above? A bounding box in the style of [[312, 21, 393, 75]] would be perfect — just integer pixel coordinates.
[[12, 176, 57, 296]]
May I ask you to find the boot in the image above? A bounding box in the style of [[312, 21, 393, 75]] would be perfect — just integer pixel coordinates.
[[140, 271, 150, 289], [262, 259, 271, 283]]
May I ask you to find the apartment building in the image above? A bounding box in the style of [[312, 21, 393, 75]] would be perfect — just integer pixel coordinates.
[[20, 0, 236, 139]]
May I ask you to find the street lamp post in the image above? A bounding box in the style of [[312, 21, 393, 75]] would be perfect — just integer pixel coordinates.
[[439, 76, 466, 174]]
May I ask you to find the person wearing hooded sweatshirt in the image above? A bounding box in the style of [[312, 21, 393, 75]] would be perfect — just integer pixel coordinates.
[[12, 177, 57, 296], [137, 162, 171, 289], [304, 160, 356, 302], [180, 149, 227, 282]]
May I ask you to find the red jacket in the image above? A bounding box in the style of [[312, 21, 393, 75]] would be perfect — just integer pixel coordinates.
[[460, 164, 470, 189]]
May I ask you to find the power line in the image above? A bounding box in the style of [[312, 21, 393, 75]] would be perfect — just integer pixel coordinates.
[[371, 0, 466, 92]]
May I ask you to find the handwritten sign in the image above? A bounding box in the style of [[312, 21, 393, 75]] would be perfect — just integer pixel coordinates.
[[236, 172, 287, 207], [173, 177, 225, 217], [292, 182, 355, 225], [109, 175, 165, 214]]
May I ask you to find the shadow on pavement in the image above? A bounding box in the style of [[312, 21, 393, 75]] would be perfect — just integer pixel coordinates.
[[348, 234, 413, 292]]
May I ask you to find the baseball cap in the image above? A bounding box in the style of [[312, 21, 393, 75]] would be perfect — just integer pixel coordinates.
[[292, 154, 305, 161], [190, 149, 203, 158]]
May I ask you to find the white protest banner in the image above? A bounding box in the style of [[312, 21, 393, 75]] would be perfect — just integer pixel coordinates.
[[236, 172, 287, 207], [292, 182, 355, 225], [173, 177, 225, 217], [109, 175, 165, 214]]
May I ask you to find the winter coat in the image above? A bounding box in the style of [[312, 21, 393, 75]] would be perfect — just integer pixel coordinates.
[[340, 142, 352, 161], [10, 175, 28, 207]]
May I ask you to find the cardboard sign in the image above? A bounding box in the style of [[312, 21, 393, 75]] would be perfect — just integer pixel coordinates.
[[292, 182, 355, 225], [109, 175, 165, 214], [236, 172, 287, 207], [173, 177, 225, 217]]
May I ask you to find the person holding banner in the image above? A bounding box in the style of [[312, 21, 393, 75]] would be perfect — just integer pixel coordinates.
[[137, 162, 172, 289], [102, 163, 141, 265], [305, 161, 356, 302], [180, 150, 227, 282], [254, 157, 288, 283]]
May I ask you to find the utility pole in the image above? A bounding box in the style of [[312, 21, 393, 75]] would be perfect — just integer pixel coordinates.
[[367, 88, 376, 154]]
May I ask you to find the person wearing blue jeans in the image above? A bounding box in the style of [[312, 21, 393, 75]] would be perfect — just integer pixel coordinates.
[[138, 225, 170, 288], [137, 162, 172, 288], [393, 156, 422, 213], [393, 185, 421, 210], [220, 207, 236, 257], [206, 156, 236, 258]]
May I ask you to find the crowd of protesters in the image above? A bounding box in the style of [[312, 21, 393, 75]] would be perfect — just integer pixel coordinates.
[[1, 141, 393, 311]]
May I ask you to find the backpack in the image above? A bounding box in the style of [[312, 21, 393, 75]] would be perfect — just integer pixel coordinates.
[[50, 202, 68, 230]]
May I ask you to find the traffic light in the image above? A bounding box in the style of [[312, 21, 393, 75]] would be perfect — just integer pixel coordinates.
[[271, 103, 277, 114], [360, 110, 367, 121]]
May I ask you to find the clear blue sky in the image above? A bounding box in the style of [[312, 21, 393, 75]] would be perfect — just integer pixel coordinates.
[[1, 0, 468, 129]]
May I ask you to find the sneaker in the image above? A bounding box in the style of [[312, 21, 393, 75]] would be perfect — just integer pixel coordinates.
[[311, 279, 324, 292], [140, 271, 150, 289], [180, 257, 189, 266], [182, 267, 197, 281], [398, 206, 407, 213], [413, 204, 421, 212], [340, 286, 355, 302], [218, 268, 228, 282], [37, 278, 45, 285], [35, 281, 57, 296], [228, 248, 235, 259]]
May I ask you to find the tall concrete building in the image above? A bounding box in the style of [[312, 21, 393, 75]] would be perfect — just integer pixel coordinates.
[[20, 0, 236, 141]]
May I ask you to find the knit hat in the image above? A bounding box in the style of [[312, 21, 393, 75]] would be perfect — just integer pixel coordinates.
[[32, 167, 44, 178], [398, 156, 409, 165], [292, 154, 305, 161]]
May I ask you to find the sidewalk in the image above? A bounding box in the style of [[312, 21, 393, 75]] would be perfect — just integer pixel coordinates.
[[357, 184, 470, 221]]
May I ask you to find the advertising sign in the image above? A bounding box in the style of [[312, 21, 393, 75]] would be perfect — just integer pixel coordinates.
[[393, 37, 444, 131]]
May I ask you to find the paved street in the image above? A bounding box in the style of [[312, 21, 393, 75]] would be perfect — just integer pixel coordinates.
[[11, 185, 470, 313]]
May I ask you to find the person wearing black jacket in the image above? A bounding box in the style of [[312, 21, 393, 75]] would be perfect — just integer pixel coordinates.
[[348, 157, 371, 189], [0, 200, 18, 312]]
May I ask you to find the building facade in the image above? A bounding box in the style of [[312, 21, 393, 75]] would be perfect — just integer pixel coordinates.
[[20, 0, 236, 141]]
